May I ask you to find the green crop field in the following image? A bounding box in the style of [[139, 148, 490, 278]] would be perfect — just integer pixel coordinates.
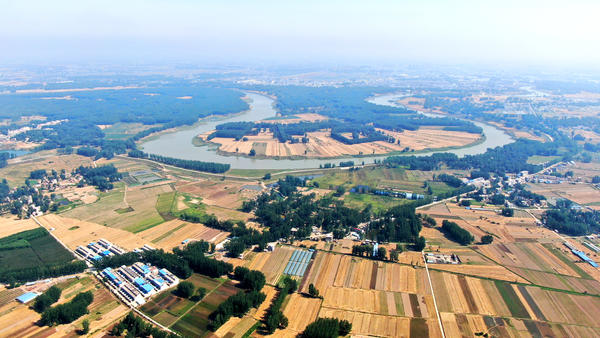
[[0, 228, 76, 274]]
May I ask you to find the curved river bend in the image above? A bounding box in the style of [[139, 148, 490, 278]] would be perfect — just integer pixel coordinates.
[[141, 92, 514, 169]]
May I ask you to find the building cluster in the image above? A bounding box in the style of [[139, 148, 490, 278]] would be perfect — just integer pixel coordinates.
[[75, 238, 127, 263], [425, 253, 461, 264], [350, 185, 425, 200], [101, 263, 179, 306]]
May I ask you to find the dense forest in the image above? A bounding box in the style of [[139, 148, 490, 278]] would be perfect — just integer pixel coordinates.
[[75, 164, 122, 191], [543, 199, 600, 235], [2, 82, 247, 163], [301, 317, 352, 338], [40, 291, 93, 326], [441, 220, 474, 245]]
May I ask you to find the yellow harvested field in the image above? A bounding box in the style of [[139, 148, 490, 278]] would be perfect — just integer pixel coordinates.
[[202, 126, 481, 159], [0, 303, 46, 337], [429, 264, 528, 283], [322, 287, 433, 319], [137, 219, 229, 250], [0, 217, 39, 238], [282, 293, 322, 333], [254, 285, 278, 321], [214, 317, 257, 338], [36, 214, 147, 251], [377, 127, 482, 151], [246, 246, 294, 284], [303, 252, 427, 294], [318, 308, 443, 338]]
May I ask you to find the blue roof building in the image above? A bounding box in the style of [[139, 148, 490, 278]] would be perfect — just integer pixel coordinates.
[[139, 283, 154, 294], [572, 249, 599, 268], [151, 278, 165, 288], [134, 277, 145, 287], [16, 292, 39, 304], [91, 255, 102, 261]]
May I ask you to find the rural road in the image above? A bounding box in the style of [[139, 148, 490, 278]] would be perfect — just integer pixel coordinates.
[[422, 251, 446, 338]]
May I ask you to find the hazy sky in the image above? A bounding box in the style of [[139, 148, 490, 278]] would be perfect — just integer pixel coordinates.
[[1, 0, 599, 67]]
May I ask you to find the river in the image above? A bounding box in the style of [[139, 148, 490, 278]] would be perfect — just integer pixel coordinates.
[[140, 92, 514, 169]]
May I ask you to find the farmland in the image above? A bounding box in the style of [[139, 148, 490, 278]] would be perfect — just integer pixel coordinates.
[[36, 213, 148, 251], [418, 194, 600, 336], [137, 218, 229, 251], [0, 275, 127, 337], [201, 126, 482, 159], [0, 227, 76, 278], [140, 273, 240, 337]]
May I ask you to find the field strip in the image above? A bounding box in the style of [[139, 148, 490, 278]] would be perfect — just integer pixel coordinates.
[[423, 251, 445, 338]]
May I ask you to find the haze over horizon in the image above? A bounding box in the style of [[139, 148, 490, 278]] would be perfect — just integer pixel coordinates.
[[1, 0, 600, 69]]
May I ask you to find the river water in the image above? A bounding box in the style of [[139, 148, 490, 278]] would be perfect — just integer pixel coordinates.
[[140, 92, 514, 169]]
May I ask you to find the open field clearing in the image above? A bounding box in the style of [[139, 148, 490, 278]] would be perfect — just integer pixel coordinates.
[[1, 152, 94, 186], [176, 180, 255, 210], [245, 246, 294, 285], [102, 122, 162, 140], [137, 218, 229, 250], [205, 204, 252, 221], [282, 293, 322, 333], [0, 301, 47, 337], [37, 214, 147, 250], [0, 217, 39, 237], [527, 182, 600, 208], [59, 185, 98, 204], [203, 126, 481, 159], [63, 182, 173, 232], [475, 241, 582, 277], [302, 252, 427, 294]]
